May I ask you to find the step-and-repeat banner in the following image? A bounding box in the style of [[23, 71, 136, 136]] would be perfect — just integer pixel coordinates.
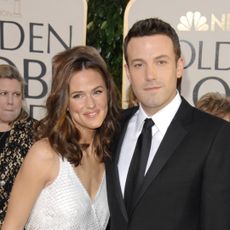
[[123, 0, 230, 107], [1, 0, 229, 115], [0, 0, 87, 120]]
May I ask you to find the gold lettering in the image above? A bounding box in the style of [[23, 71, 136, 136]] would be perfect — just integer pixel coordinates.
[[227, 14, 230, 31], [211, 14, 225, 31]]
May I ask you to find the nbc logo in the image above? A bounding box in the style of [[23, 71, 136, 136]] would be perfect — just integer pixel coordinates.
[[177, 11, 209, 31], [177, 11, 230, 31]]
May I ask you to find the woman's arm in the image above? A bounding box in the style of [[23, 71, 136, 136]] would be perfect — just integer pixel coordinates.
[[2, 139, 59, 230]]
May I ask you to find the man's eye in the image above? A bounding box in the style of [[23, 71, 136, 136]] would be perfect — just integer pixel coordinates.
[[14, 92, 22, 97], [0, 91, 7, 96], [133, 63, 143, 68], [157, 60, 167, 65]]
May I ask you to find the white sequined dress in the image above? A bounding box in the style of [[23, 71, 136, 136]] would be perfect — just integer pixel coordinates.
[[25, 157, 109, 230]]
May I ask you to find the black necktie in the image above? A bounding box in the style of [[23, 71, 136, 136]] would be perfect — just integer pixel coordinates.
[[124, 118, 154, 215]]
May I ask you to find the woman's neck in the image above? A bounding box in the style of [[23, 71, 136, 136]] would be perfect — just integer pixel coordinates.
[[0, 122, 11, 132], [80, 128, 95, 144]]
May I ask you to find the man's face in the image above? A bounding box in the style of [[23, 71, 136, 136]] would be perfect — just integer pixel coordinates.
[[125, 34, 183, 116]]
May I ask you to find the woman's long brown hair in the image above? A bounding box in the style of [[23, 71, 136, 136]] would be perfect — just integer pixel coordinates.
[[36, 46, 120, 166]]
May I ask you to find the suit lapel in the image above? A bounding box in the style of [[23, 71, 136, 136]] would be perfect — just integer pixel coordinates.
[[112, 107, 139, 221], [131, 99, 193, 212]]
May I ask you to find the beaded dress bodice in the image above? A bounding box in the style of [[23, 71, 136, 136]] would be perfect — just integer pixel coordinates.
[[25, 157, 109, 230]]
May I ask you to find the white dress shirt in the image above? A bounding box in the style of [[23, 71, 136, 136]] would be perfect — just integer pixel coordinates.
[[118, 92, 182, 196]]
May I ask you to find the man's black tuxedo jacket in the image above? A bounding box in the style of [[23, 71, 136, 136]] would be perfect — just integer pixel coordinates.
[[105, 98, 230, 230]]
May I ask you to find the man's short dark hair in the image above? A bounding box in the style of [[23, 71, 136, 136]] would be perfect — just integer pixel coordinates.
[[124, 18, 181, 64]]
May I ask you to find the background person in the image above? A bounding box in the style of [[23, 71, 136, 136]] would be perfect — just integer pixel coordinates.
[[2, 46, 120, 229], [0, 64, 37, 227], [196, 92, 230, 122], [105, 18, 230, 230]]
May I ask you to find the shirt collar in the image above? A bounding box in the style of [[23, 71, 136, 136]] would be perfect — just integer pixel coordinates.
[[135, 107, 148, 132], [136, 91, 182, 135]]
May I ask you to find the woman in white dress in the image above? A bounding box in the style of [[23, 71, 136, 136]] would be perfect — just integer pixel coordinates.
[[2, 46, 120, 230]]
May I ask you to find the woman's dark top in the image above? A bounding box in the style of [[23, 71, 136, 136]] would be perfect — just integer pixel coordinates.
[[0, 115, 37, 226]]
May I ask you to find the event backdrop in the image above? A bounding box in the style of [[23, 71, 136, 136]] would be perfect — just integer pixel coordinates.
[[0, 0, 87, 120], [1, 0, 229, 118], [123, 0, 230, 107]]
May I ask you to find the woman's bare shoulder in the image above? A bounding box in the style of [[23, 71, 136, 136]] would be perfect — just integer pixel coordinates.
[[21, 138, 60, 184], [28, 138, 58, 161]]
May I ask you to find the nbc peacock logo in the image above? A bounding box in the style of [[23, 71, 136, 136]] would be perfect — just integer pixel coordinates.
[[177, 11, 230, 32], [177, 11, 209, 31]]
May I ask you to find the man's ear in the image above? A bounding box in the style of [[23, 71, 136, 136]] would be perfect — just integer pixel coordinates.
[[124, 63, 131, 81], [176, 57, 184, 79]]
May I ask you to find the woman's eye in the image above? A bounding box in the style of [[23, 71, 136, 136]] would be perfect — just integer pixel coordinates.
[[94, 89, 103, 95], [72, 94, 82, 99]]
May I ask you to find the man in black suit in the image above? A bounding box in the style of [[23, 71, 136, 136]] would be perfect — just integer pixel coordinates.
[[105, 18, 230, 230]]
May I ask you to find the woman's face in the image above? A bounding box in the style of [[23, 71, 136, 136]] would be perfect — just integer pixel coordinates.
[[68, 68, 108, 136], [0, 78, 22, 125]]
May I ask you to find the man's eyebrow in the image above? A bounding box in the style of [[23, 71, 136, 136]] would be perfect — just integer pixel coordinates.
[[154, 55, 170, 60]]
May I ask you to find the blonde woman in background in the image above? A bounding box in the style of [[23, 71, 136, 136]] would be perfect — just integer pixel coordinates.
[[0, 64, 37, 227]]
